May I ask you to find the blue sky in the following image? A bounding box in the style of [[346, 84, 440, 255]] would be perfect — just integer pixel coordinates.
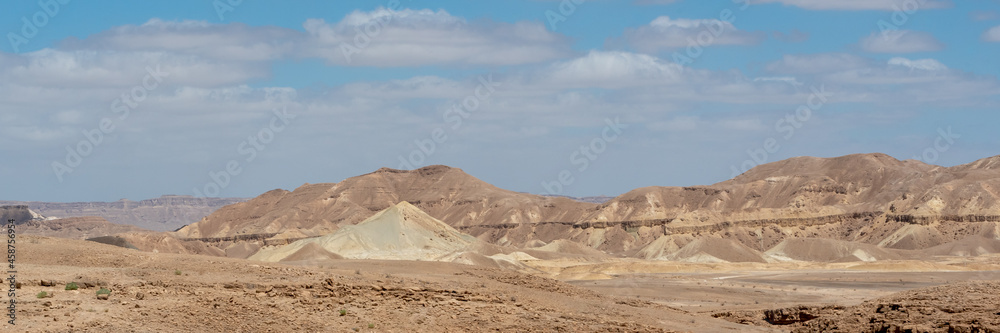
[[1, 0, 999, 202]]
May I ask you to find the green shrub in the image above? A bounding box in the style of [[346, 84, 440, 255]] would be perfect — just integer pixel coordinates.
[[36, 291, 47, 298], [368, 323, 375, 329], [96, 288, 111, 296], [65, 282, 79, 290], [339, 309, 347, 316], [174, 270, 182, 275]]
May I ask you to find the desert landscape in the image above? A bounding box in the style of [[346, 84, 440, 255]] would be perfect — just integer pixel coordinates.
[[4, 1, 1000, 332], [5, 153, 1000, 332]]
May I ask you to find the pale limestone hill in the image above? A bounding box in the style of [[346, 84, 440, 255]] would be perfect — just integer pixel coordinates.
[[249, 202, 479, 262]]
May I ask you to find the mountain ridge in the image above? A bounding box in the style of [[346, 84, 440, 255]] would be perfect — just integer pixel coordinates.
[[173, 152, 1000, 260]]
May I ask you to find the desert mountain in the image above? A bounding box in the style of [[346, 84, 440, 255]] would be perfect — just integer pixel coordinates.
[[178, 165, 596, 239], [166, 153, 1000, 264], [583, 153, 1000, 224], [467, 153, 1000, 258], [250, 201, 478, 262], [0, 195, 246, 231]]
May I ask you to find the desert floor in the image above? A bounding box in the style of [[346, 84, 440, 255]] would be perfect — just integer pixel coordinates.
[[7, 235, 1000, 332]]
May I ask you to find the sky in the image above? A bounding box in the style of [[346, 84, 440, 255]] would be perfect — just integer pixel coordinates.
[[1, 0, 999, 202]]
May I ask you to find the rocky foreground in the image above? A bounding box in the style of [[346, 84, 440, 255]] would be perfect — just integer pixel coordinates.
[[715, 281, 1000, 332]]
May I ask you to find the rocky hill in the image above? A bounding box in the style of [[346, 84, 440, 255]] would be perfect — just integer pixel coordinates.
[[177, 165, 596, 239], [512, 153, 1000, 255], [0, 195, 246, 231], [164, 153, 1000, 263]]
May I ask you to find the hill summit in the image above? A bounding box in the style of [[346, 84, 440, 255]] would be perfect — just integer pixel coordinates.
[[178, 165, 595, 239]]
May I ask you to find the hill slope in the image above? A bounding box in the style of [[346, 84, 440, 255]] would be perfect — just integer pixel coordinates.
[[250, 202, 479, 261], [179, 165, 596, 239]]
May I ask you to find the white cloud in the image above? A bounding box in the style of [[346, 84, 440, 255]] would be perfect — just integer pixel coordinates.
[[613, 16, 765, 53], [648, 116, 700, 131], [762, 53, 999, 105], [58, 14, 574, 68], [753, 76, 803, 86], [0, 49, 268, 89], [859, 30, 945, 53], [888, 57, 947, 71], [60, 19, 299, 62], [49, 110, 85, 124], [302, 8, 573, 66], [720, 118, 765, 131], [539, 51, 684, 89], [983, 25, 1000, 42], [751, 0, 952, 11], [765, 53, 871, 74]]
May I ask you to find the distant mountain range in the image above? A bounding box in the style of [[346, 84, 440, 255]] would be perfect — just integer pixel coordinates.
[[0, 195, 246, 231], [13, 153, 1000, 264]]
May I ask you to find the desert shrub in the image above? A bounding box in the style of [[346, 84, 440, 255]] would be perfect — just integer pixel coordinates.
[[65, 282, 79, 290], [36, 291, 47, 298], [175, 270, 182, 275], [339, 309, 347, 316], [96, 288, 111, 296], [368, 323, 375, 329]]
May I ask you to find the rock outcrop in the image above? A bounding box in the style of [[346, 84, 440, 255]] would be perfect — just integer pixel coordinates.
[[0, 205, 35, 224]]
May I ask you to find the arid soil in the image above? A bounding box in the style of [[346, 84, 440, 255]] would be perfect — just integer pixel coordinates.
[[9, 153, 1000, 332], [8, 235, 1000, 332], [7, 236, 776, 332], [712, 280, 1000, 332]]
